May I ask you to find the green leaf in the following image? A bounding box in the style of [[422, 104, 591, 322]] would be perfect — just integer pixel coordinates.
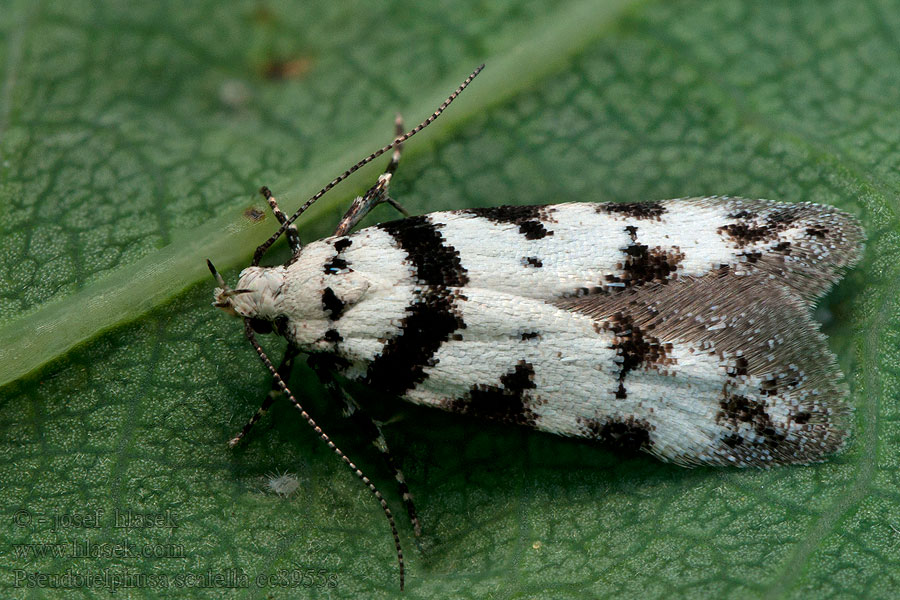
[[0, 0, 896, 598]]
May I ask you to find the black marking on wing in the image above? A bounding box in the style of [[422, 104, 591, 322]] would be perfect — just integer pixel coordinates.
[[605, 226, 684, 289], [323, 329, 342, 343], [364, 291, 466, 396], [603, 313, 672, 399], [722, 434, 744, 448], [759, 369, 802, 396], [806, 225, 829, 238], [324, 237, 353, 274], [367, 216, 468, 396], [578, 416, 654, 453], [600, 202, 667, 219], [523, 256, 543, 268], [321, 287, 345, 321], [379, 216, 469, 286], [446, 360, 539, 426], [465, 205, 553, 240], [793, 411, 811, 424], [773, 241, 792, 255], [726, 356, 749, 377], [718, 208, 800, 247], [323, 256, 350, 274], [716, 390, 786, 448]]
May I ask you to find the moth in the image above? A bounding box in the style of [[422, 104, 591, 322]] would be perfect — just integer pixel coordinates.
[[208, 65, 863, 590]]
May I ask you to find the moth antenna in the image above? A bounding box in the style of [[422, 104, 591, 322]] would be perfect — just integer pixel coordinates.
[[252, 64, 485, 266], [242, 320, 405, 590], [206, 259, 227, 288]]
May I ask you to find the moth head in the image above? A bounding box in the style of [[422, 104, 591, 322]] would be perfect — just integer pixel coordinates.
[[207, 260, 283, 332]]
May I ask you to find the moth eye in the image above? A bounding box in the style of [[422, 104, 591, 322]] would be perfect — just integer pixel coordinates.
[[248, 318, 273, 334]]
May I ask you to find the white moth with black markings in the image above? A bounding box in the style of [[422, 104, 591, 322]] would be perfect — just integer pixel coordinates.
[[207, 65, 863, 590]]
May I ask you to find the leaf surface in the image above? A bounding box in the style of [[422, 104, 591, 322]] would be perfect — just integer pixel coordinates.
[[1, 1, 897, 598]]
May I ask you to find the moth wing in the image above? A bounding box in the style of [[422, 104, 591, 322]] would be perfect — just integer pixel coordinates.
[[681, 197, 864, 301], [419, 198, 863, 305], [554, 273, 852, 466]]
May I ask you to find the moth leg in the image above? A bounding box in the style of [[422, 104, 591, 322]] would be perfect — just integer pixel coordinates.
[[228, 344, 301, 447], [384, 197, 411, 218], [366, 415, 422, 538], [309, 357, 422, 537], [259, 186, 302, 256], [333, 114, 411, 236]]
